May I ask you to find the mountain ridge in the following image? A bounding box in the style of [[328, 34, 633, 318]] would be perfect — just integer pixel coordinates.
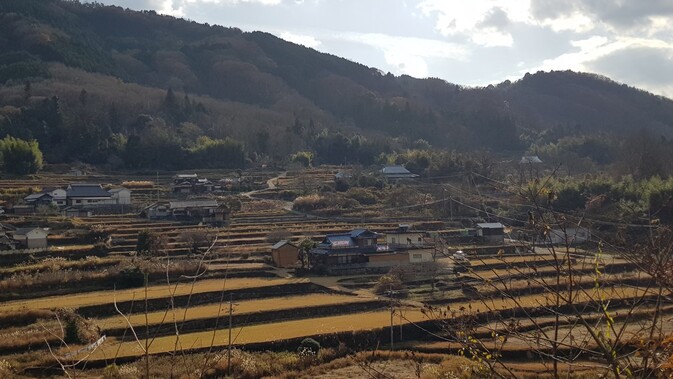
[[1, 0, 673, 170]]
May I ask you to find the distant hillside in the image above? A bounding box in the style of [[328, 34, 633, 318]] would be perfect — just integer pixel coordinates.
[[1, 0, 673, 170]]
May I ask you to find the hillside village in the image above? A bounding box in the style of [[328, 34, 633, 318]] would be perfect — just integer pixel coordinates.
[[0, 1, 672, 378]]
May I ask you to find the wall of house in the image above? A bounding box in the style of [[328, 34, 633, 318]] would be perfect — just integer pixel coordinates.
[[408, 249, 433, 263], [68, 198, 115, 206], [113, 191, 131, 205], [386, 233, 425, 246], [26, 235, 48, 249], [368, 252, 409, 267]]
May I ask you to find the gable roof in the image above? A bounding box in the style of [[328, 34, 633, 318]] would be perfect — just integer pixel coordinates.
[[476, 222, 505, 229], [381, 165, 412, 175], [169, 200, 219, 209], [66, 184, 111, 198], [13, 227, 48, 236], [24, 192, 51, 201], [109, 187, 129, 194], [272, 240, 297, 249]]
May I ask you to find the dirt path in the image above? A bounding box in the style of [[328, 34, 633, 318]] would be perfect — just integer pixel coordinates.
[[241, 171, 287, 199]]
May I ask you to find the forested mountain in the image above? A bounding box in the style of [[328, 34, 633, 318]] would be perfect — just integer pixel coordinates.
[[1, 0, 673, 172]]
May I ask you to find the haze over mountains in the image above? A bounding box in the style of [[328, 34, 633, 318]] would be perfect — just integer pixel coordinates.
[[1, 0, 673, 169]]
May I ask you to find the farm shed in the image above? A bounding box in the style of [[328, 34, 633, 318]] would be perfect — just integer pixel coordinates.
[[544, 227, 591, 245], [476, 223, 505, 245], [271, 240, 299, 268], [109, 188, 131, 205], [11, 227, 48, 249], [380, 165, 419, 181]]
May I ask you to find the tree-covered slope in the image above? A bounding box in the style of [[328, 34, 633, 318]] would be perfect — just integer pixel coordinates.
[[1, 0, 673, 171]]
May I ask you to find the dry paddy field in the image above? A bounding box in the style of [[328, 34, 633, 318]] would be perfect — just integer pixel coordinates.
[[2, 277, 305, 312]]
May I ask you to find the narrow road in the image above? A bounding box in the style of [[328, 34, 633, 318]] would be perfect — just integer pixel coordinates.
[[241, 171, 287, 199]]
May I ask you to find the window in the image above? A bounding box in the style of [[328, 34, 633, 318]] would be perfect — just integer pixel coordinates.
[[391, 237, 396, 244], [413, 254, 422, 260], [418, 237, 422, 242]]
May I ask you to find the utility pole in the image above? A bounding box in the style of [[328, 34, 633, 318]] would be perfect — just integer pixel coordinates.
[[389, 285, 394, 351], [228, 293, 233, 377]]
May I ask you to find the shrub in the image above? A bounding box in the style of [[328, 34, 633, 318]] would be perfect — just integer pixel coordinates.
[[345, 187, 379, 205], [116, 266, 145, 288], [298, 338, 321, 354], [373, 270, 404, 295]]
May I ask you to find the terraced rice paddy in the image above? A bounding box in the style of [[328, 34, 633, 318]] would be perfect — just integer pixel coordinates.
[[96, 293, 374, 330], [3, 277, 305, 311]]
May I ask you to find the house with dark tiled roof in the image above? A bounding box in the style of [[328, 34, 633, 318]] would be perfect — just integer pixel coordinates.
[[66, 184, 114, 206], [172, 174, 214, 194], [145, 199, 229, 225]]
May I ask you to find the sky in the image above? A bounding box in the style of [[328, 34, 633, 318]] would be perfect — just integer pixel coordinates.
[[88, 0, 673, 98]]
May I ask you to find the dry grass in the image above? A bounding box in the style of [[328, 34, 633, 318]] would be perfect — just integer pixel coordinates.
[[121, 180, 155, 188]]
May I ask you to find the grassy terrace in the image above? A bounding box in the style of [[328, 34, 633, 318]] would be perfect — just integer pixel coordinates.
[[2, 277, 305, 312]]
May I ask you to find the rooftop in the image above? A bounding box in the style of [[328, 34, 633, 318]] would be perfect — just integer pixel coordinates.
[[169, 200, 219, 209], [381, 165, 413, 175], [272, 240, 296, 249], [66, 184, 111, 198], [476, 222, 505, 229]]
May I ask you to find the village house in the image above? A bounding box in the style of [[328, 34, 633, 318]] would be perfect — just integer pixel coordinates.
[[23, 188, 67, 207], [271, 240, 299, 268], [145, 200, 229, 225], [384, 224, 427, 248], [476, 222, 506, 245], [172, 174, 214, 194], [380, 165, 419, 181], [66, 184, 115, 206], [309, 229, 416, 274], [10, 227, 48, 249]]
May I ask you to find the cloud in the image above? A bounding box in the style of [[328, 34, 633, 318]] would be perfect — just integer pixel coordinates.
[[334, 32, 469, 78], [530, 0, 673, 33], [417, 0, 529, 47], [279, 31, 321, 48], [587, 45, 673, 96]]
